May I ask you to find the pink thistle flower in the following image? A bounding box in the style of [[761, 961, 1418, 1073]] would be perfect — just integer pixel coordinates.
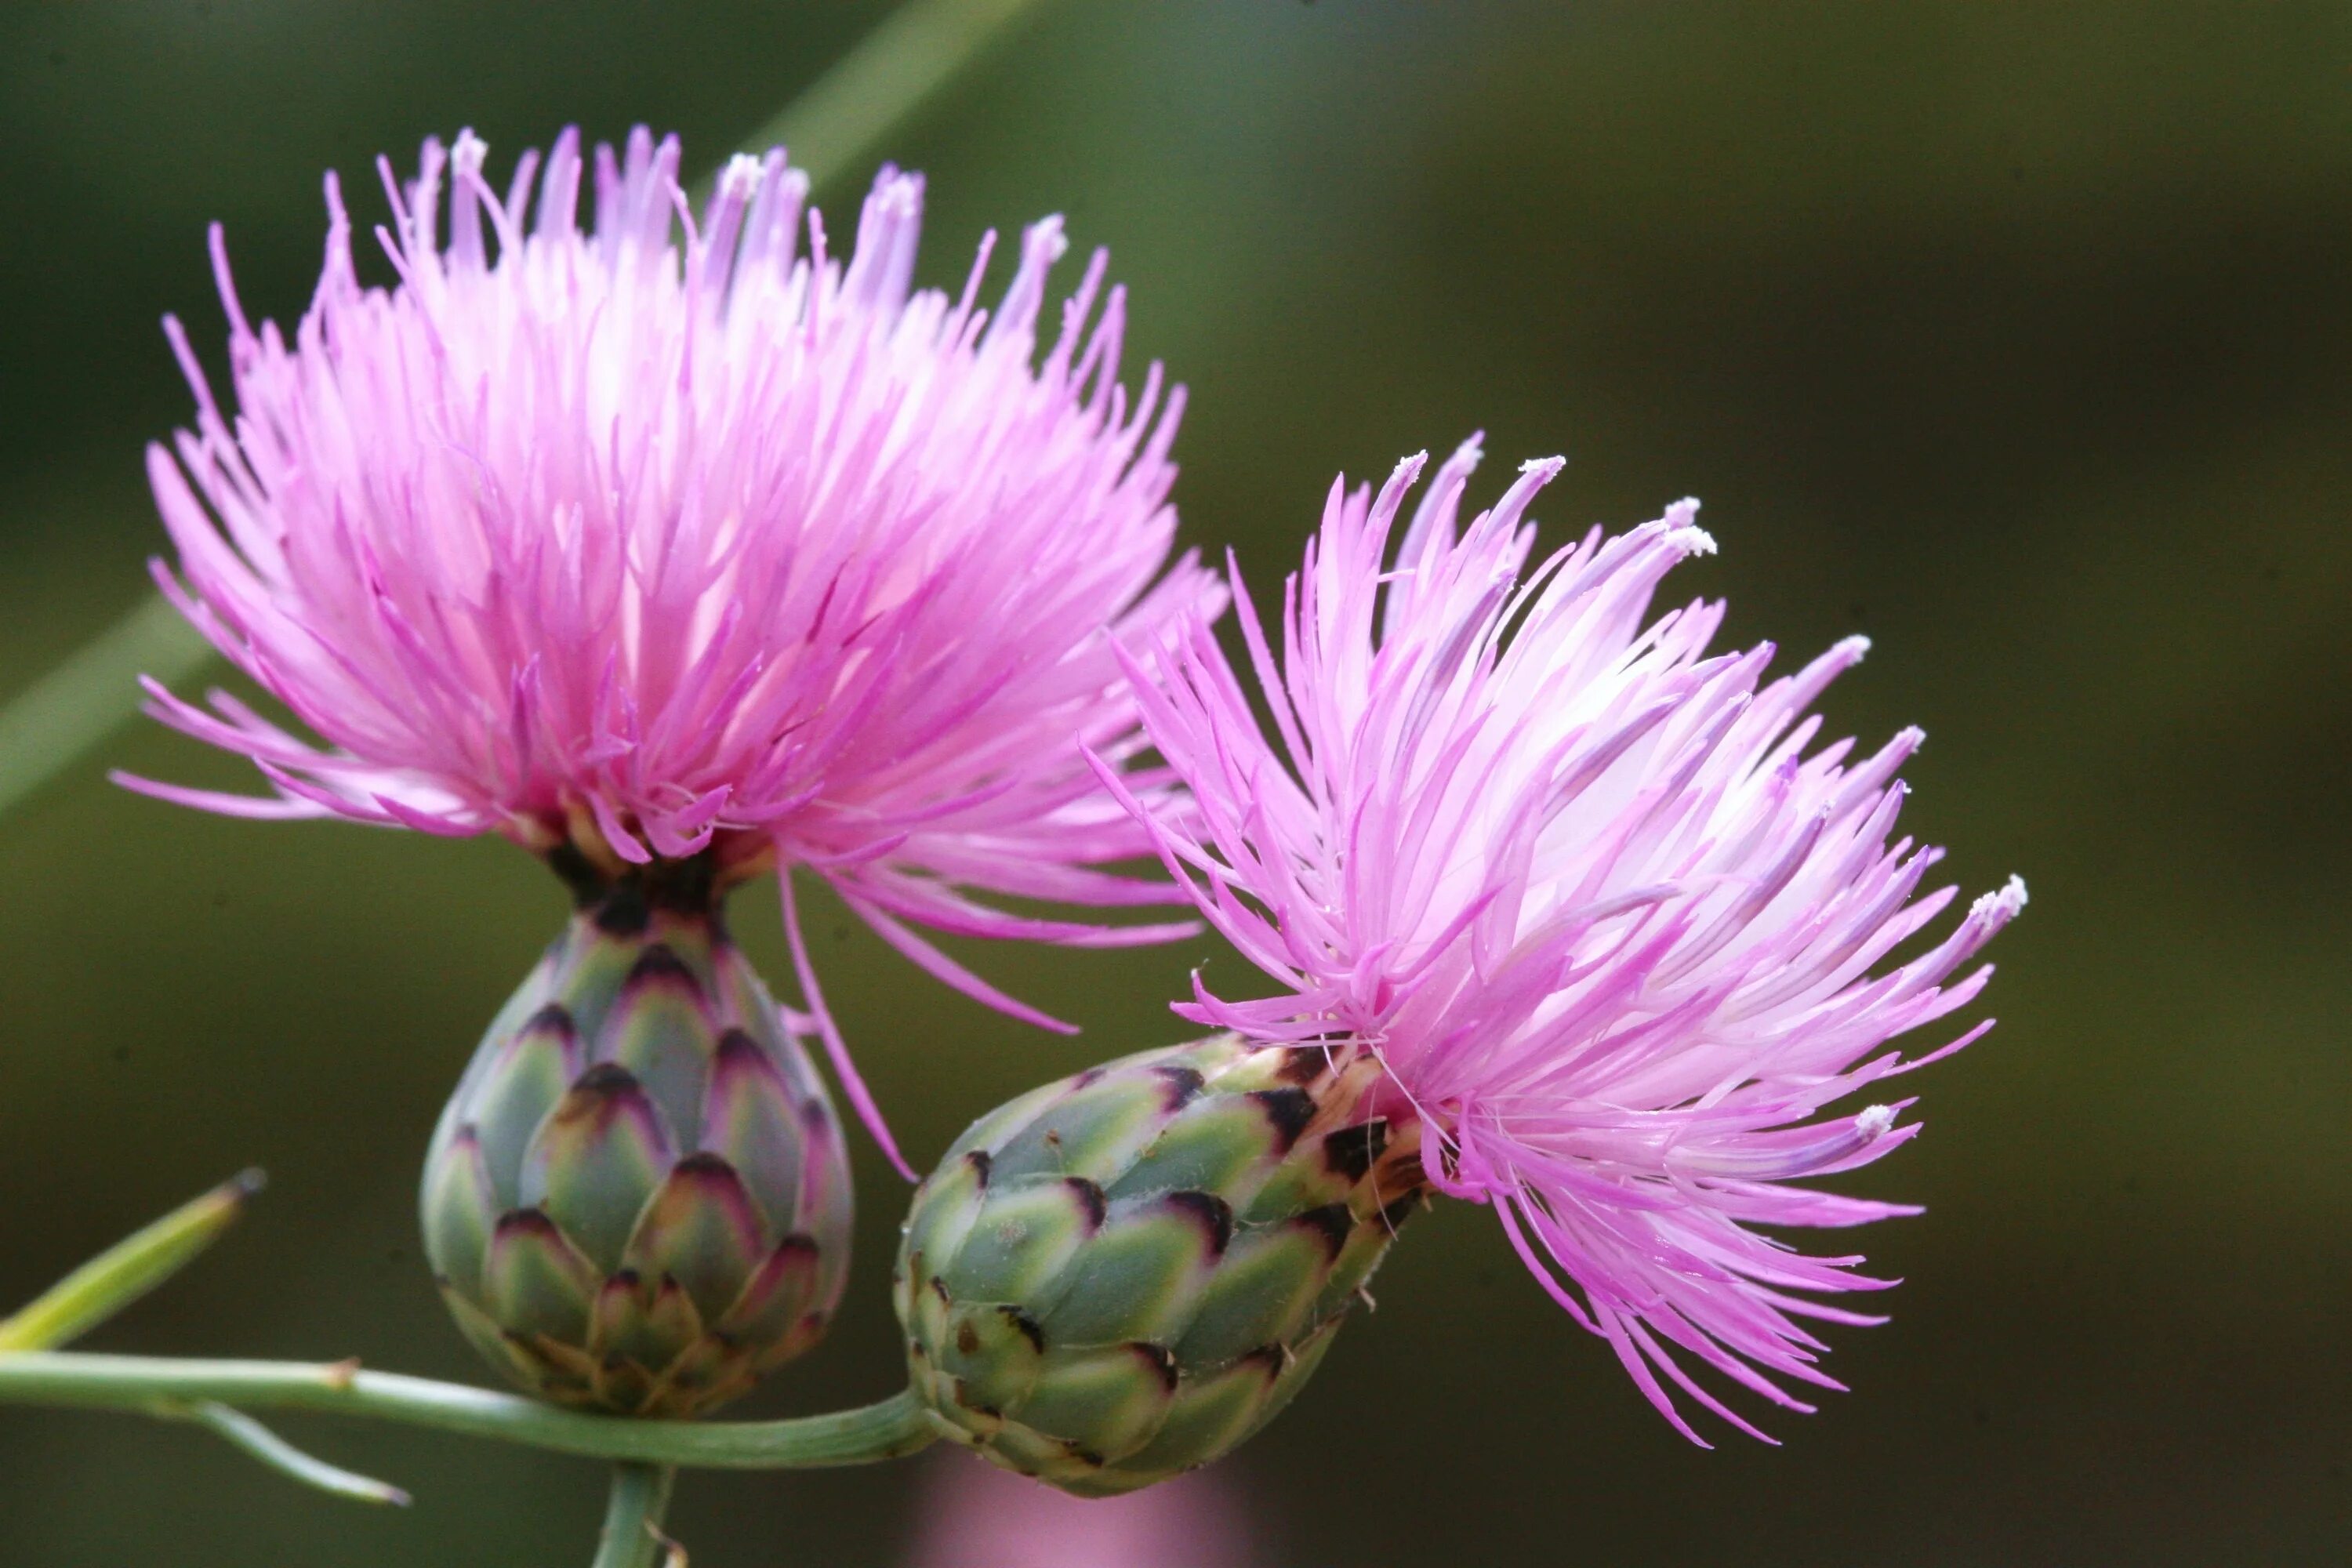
[[909, 1451, 1260, 1568], [1098, 438, 2025, 1442], [128, 128, 1221, 1171]]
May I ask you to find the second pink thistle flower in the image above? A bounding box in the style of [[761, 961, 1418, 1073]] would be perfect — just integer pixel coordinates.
[[895, 441, 2024, 1491], [1116, 441, 2027, 1443]]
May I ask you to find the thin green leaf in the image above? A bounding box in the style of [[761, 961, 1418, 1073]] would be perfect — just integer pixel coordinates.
[[172, 1399, 411, 1507], [0, 1171, 263, 1353]]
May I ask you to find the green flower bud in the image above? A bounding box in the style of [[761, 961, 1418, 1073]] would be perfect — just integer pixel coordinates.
[[895, 1035, 1427, 1495], [422, 858, 851, 1417]]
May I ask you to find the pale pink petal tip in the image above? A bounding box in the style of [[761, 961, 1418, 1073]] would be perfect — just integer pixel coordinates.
[[909, 1450, 1260, 1568], [138, 127, 1223, 1105], [1114, 443, 2023, 1441]]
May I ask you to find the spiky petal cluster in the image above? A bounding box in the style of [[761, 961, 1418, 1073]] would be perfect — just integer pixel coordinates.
[[1101, 440, 2025, 1441], [132, 128, 1219, 1161]]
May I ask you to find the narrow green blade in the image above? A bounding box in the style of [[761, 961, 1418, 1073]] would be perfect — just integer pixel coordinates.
[[0, 1170, 263, 1352]]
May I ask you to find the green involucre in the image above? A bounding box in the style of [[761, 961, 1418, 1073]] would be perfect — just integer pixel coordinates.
[[895, 1035, 1426, 1495], [423, 865, 851, 1417]]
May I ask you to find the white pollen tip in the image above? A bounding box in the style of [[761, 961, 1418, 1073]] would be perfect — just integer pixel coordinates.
[[721, 153, 764, 197], [1836, 634, 1873, 661], [452, 129, 488, 174], [1025, 213, 1069, 260], [1973, 875, 2029, 921], [1857, 1105, 1898, 1138], [1521, 455, 1567, 479], [1667, 524, 1719, 557]]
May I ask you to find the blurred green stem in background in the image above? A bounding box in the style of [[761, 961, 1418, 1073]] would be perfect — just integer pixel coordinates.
[[594, 1463, 679, 1568], [734, 0, 1054, 196], [0, 0, 1058, 826], [0, 1170, 260, 1355], [0, 595, 211, 822]]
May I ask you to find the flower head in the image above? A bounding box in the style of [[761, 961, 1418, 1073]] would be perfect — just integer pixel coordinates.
[[131, 128, 1220, 1167], [1101, 440, 2024, 1440], [909, 1451, 1258, 1568]]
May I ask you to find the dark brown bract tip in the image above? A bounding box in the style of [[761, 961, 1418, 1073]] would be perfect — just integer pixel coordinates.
[[1272, 1047, 1327, 1084], [1234, 1343, 1288, 1384], [711, 1027, 764, 1065], [545, 840, 608, 907], [1064, 1177, 1109, 1232], [1129, 1340, 1179, 1391], [1377, 1190, 1425, 1233], [570, 1061, 641, 1097], [593, 878, 652, 935], [492, 1207, 563, 1242], [522, 1003, 579, 1040], [1000, 1305, 1047, 1353], [1156, 1065, 1207, 1111], [1249, 1087, 1316, 1152], [1291, 1203, 1354, 1261], [1322, 1118, 1388, 1183], [624, 944, 696, 986], [1162, 1190, 1235, 1257], [672, 1151, 741, 1184]]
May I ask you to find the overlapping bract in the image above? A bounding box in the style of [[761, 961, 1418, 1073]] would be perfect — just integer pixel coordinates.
[[130, 129, 1220, 1156], [1102, 440, 2025, 1441]]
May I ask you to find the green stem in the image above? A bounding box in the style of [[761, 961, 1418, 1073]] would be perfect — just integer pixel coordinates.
[[592, 1463, 676, 1568], [0, 1352, 937, 1469]]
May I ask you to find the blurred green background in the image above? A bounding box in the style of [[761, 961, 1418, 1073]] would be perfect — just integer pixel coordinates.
[[2, 2, 2347, 1563]]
